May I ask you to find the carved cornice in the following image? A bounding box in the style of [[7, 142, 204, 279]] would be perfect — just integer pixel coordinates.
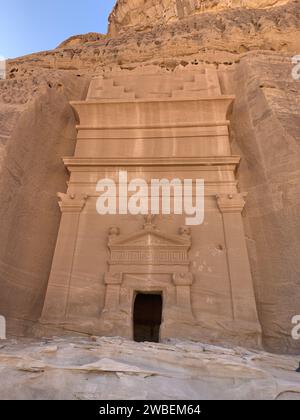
[[57, 193, 88, 213], [216, 193, 247, 214]]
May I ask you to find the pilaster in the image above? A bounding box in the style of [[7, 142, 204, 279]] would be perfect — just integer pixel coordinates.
[[216, 193, 261, 328], [40, 193, 88, 323]]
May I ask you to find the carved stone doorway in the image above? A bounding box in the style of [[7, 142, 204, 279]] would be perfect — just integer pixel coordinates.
[[133, 292, 163, 343]]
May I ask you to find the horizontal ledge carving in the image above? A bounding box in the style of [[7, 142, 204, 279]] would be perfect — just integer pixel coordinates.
[[63, 156, 241, 168]]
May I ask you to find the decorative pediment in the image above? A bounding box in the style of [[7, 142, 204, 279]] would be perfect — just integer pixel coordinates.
[[107, 216, 192, 266]]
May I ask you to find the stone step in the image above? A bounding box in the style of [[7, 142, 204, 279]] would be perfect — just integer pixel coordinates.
[[87, 71, 222, 101], [87, 78, 115, 98], [183, 81, 211, 91], [196, 71, 221, 95]]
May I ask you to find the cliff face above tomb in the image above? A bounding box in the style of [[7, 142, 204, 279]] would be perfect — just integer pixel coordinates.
[[108, 0, 290, 35]]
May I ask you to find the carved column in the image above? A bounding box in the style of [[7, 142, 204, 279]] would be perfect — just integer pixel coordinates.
[[103, 273, 123, 312], [40, 193, 88, 324], [217, 193, 261, 327], [173, 272, 195, 321]]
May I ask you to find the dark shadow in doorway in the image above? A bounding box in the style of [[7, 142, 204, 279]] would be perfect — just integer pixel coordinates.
[[133, 293, 163, 343]]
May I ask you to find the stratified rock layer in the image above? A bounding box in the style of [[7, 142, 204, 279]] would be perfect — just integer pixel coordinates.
[[0, 0, 299, 354], [0, 72, 90, 335]]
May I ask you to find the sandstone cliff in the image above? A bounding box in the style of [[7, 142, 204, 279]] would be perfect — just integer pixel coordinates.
[[0, 0, 299, 354], [0, 71, 90, 335]]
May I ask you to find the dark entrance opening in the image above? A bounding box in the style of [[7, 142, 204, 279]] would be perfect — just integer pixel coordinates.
[[133, 293, 163, 343]]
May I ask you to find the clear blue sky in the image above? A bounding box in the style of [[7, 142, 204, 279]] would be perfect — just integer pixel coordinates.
[[0, 0, 116, 58]]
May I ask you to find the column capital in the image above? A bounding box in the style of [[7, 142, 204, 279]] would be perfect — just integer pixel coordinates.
[[173, 272, 194, 286], [57, 193, 88, 213], [104, 272, 123, 285], [216, 193, 247, 214]]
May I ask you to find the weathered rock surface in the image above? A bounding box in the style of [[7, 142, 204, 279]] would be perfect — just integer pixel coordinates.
[[0, 71, 90, 335], [221, 54, 300, 354], [57, 33, 106, 49], [0, 337, 299, 400]]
